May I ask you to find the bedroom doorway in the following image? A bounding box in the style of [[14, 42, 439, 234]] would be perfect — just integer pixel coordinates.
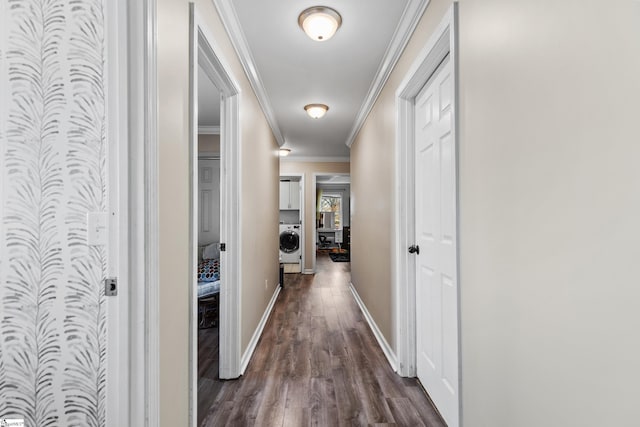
[[195, 41, 224, 427], [190, 5, 243, 427]]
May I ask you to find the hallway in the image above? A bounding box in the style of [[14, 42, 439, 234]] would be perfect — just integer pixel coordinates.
[[199, 253, 446, 426]]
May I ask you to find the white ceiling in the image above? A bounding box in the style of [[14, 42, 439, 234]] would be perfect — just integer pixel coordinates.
[[212, 0, 429, 160]]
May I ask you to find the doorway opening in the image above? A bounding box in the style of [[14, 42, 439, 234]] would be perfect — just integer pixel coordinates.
[[189, 5, 242, 427], [313, 174, 351, 269], [195, 70, 222, 425]]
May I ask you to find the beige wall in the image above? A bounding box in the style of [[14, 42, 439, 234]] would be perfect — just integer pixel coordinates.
[[158, 0, 279, 425], [457, 1, 640, 425], [352, 0, 640, 425], [198, 133, 220, 153], [350, 0, 454, 348], [280, 161, 350, 271]]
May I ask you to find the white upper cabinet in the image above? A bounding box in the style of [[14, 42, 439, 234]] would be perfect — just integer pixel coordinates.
[[289, 181, 300, 209], [279, 180, 300, 210], [279, 181, 290, 210]]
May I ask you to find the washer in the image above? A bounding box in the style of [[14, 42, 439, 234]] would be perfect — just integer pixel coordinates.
[[279, 224, 301, 263]]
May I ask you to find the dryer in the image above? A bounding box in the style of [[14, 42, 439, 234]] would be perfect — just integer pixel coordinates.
[[279, 224, 301, 264]]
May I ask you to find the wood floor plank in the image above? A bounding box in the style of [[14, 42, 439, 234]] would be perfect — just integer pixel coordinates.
[[198, 253, 446, 427], [309, 377, 339, 426], [254, 376, 288, 427], [282, 407, 310, 427], [331, 357, 368, 426], [386, 397, 427, 427], [202, 401, 235, 427]]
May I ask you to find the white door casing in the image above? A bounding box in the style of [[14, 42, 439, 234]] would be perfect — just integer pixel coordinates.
[[124, 0, 159, 424], [414, 55, 459, 427], [106, 0, 131, 424], [198, 158, 221, 244]]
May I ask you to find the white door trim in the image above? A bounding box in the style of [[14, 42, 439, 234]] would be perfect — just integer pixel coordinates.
[[393, 3, 460, 419], [279, 173, 305, 272], [189, 4, 243, 426], [125, 0, 159, 426], [312, 173, 318, 273], [105, 0, 131, 424]]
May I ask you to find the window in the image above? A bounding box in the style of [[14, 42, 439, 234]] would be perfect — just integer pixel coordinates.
[[319, 194, 341, 229]]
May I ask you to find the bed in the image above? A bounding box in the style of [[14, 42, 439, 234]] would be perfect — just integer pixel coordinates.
[[198, 244, 221, 329]]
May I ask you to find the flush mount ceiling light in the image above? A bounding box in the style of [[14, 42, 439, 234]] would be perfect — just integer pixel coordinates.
[[304, 103, 329, 119], [279, 148, 291, 157], [298, 6, 342, 42]]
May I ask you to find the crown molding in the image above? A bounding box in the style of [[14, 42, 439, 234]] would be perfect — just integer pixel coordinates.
[[280, 156, 350, 163], [198, 125, 220, 135], [345, 0, 430, 148], [213, 0, 286, 146]]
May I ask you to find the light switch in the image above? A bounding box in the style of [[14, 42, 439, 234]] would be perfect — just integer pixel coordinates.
[[87, 212, 108, 246]]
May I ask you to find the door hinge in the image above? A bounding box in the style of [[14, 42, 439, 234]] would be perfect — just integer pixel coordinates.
[[105, 278, 118, 296], [220, 243, 226, 252]]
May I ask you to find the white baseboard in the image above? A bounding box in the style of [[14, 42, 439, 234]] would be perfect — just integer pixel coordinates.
[[240, 285, 281, 374], [303, 269, 315, 275], [349, 282, 398, 372]]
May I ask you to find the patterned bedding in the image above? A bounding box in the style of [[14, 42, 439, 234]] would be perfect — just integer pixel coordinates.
[[197, 258, 221, 298]]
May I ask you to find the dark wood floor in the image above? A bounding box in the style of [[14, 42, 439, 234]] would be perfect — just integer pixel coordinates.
[[198, 253, 446, 426], [198, 324, 220, 425]]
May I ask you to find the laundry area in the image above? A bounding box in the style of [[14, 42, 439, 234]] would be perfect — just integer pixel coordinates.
[[279, 176, 302, 274]]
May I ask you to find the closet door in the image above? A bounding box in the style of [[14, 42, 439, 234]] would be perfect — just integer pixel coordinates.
[[198, 159, 221, 244], [414, 55, 459, 427]]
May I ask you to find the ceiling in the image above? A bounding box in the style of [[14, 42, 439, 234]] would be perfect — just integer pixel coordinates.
[[205, 0, 428, 160]]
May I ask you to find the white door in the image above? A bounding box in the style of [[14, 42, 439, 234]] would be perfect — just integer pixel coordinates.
[[198, 158, 221, 244], [414, 54, 459, 427]]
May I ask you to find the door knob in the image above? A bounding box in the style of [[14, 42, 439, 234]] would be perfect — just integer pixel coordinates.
[[408, 245, 420, 255]]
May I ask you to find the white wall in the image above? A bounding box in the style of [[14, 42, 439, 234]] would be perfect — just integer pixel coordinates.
[[352, 0, 640, 425], [457, 1, 640, 425]]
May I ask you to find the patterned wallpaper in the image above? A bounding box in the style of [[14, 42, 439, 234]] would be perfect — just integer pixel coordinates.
[[0, 0, 108, 425]]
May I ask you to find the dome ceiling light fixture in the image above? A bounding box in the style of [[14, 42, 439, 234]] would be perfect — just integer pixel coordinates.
[[304, 103, 329, 119], [298, 6, 342, 42], [279, 148, 291, 157]]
